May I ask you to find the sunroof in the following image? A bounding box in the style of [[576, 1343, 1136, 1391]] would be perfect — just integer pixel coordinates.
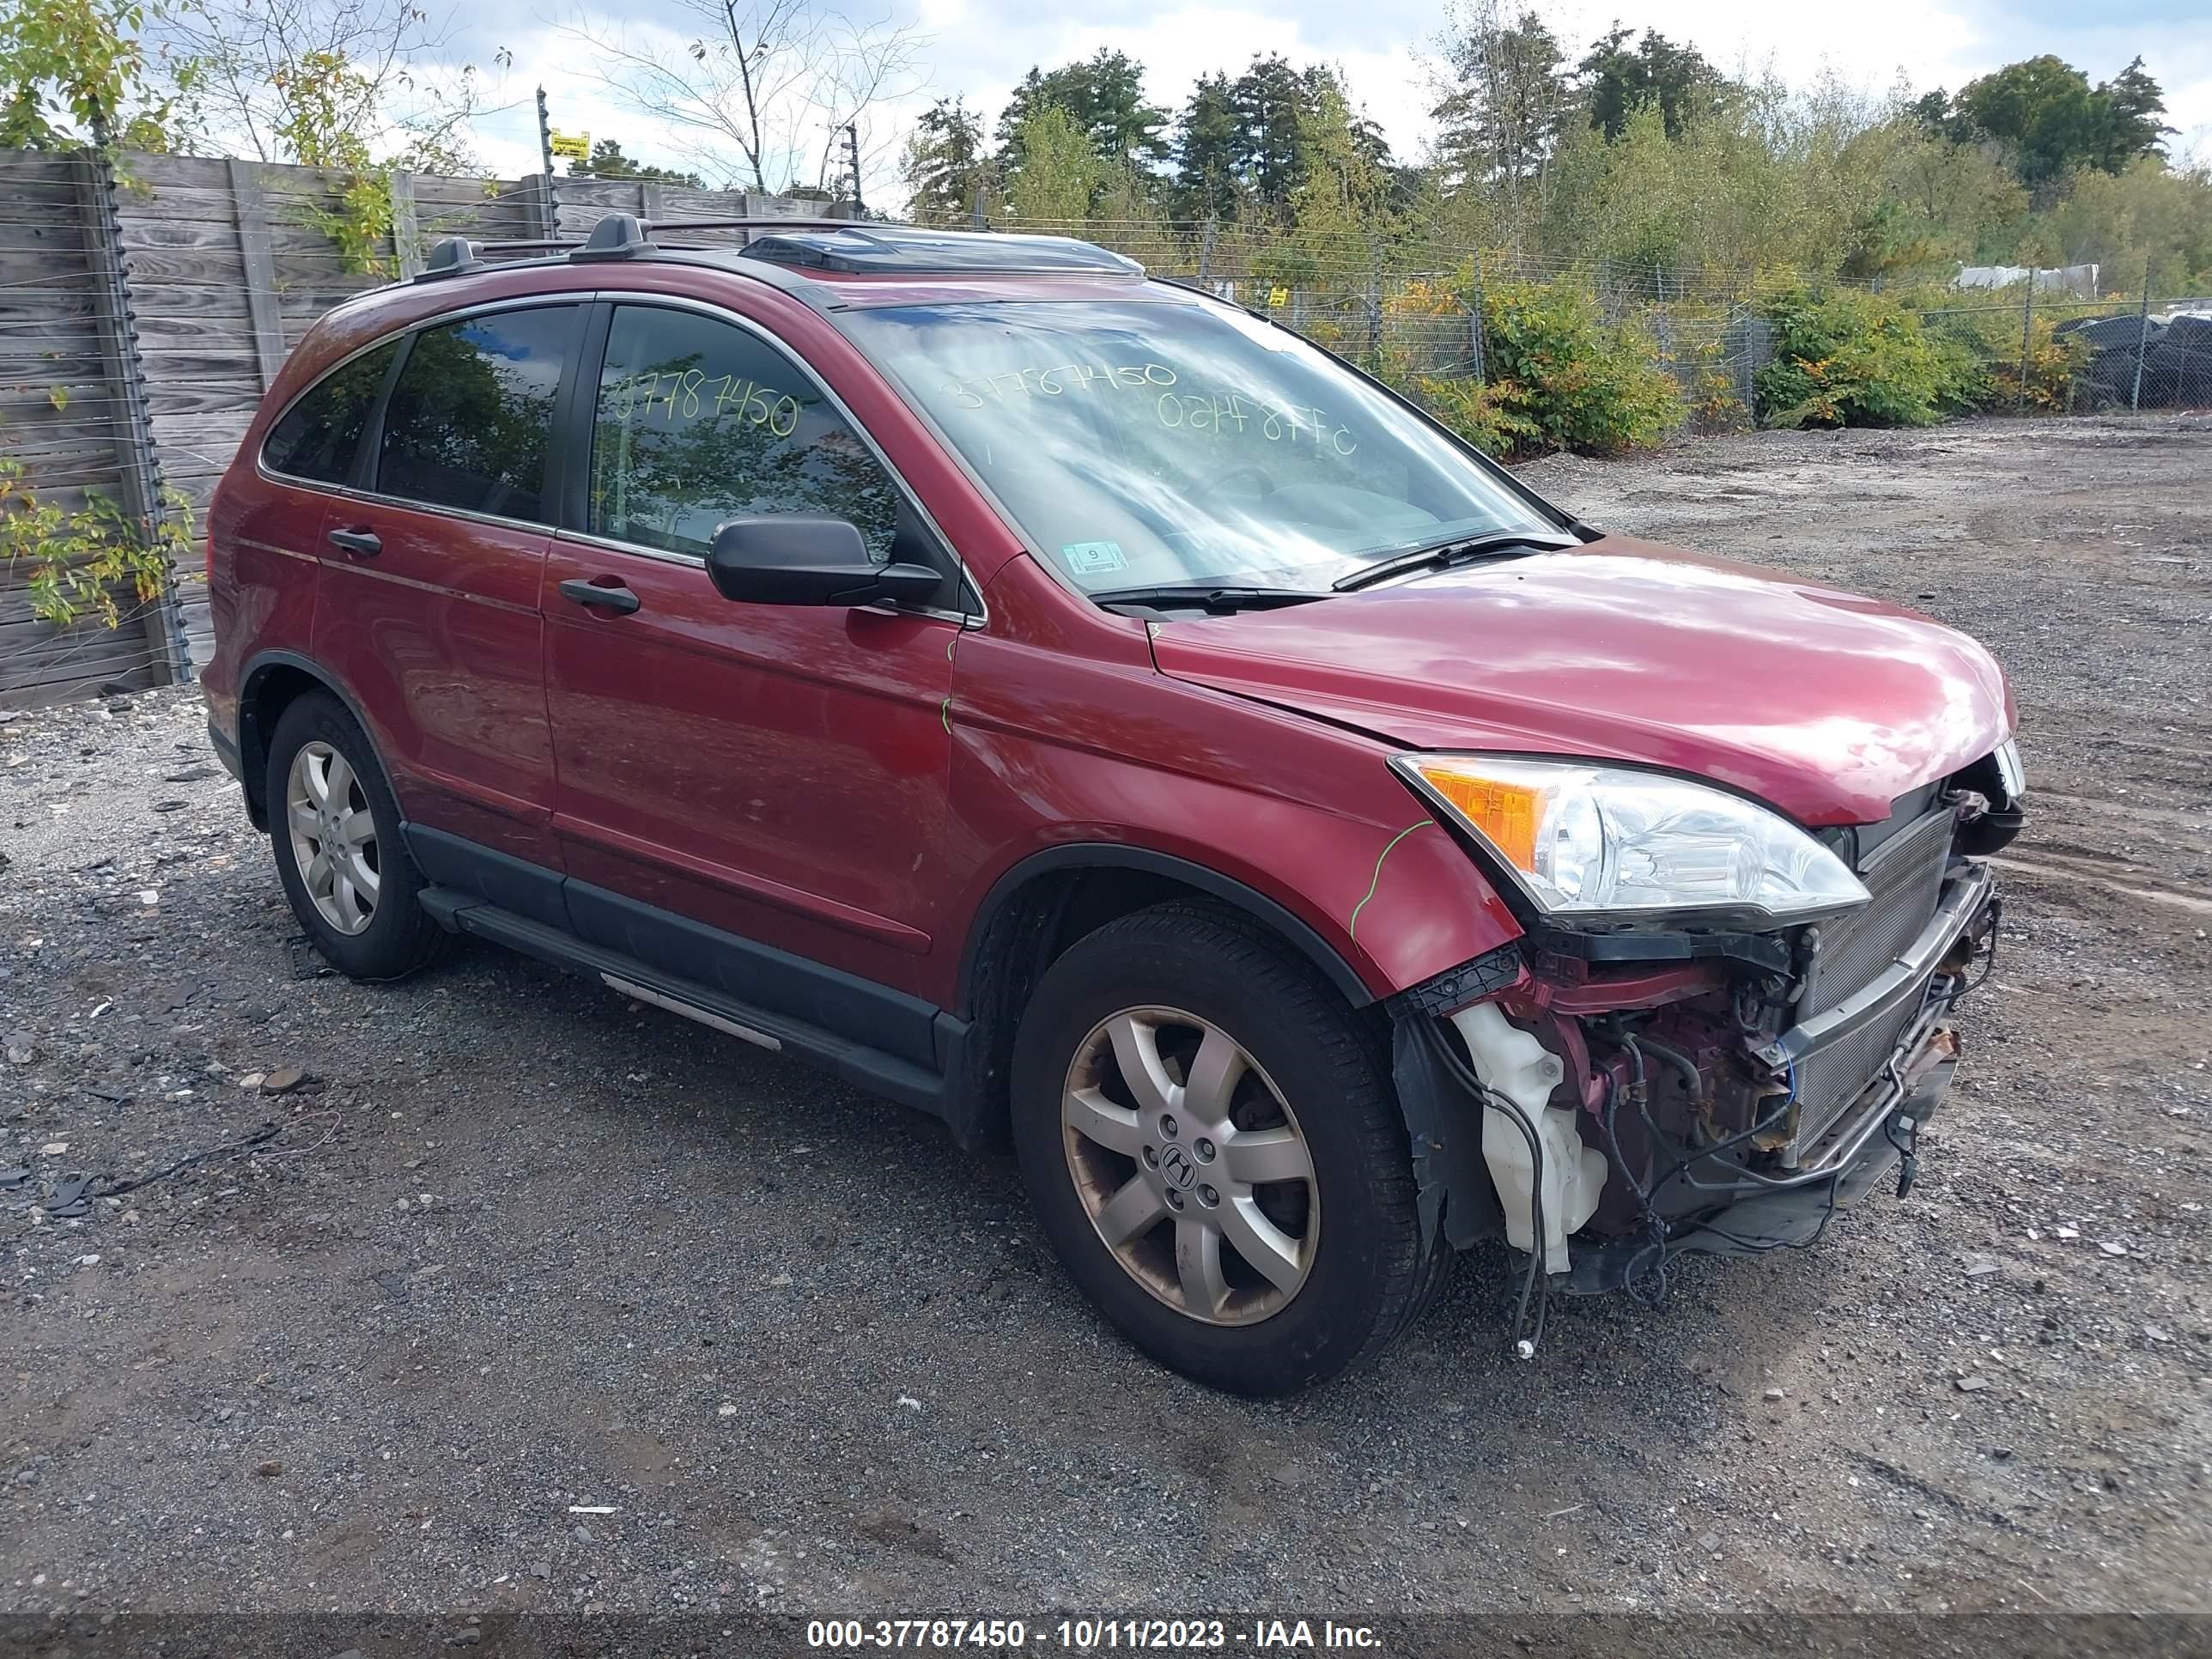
[[738, 227, 1142, 276]]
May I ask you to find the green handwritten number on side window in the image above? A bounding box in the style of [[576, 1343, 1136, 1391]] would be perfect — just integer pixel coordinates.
[[618, 368, 799, 438]]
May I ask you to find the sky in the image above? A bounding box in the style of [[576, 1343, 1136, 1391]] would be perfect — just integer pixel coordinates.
[[448, 0, 2212, 198]]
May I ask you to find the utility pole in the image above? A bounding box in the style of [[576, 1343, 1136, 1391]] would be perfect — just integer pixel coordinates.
[[844, 124, 864, 216], [536, 87, 558, 240]]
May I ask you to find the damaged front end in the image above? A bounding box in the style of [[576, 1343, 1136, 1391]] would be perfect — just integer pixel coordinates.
[[1389, 748, 2021, 1352]]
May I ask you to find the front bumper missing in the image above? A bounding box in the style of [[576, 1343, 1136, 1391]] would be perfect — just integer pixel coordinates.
[[1563, 1040, 1956, 1290], [1670, 1048, 1954, 1258], [1561, 863, 1997, 1292]]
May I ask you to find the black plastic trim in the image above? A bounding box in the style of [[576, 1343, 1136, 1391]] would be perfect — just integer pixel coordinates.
[[234, 649, 378, 825], [419, 886, 963, 1120], [207, 720, 243, 783], [1389, 942, 1526, 1017], [562, 877, 942, 1072], [1529, 926, 1794, 975], [345, 330, 414, 492], [959, 844, 1376, 1013], [556, 301, 612, 534], [404, 823, 568, 932]]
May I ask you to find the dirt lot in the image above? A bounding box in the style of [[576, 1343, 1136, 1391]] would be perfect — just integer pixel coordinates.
[[3, 416, 2208, 1621]]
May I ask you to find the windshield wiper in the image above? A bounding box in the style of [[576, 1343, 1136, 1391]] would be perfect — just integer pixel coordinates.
[[1331, 529, 1579, 592], [1089, 584, 1329, 613]]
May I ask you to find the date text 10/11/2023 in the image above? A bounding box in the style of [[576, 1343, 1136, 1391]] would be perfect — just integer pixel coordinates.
[[942, 362, 1361, 459], [804, 1619, 1384, 1650]]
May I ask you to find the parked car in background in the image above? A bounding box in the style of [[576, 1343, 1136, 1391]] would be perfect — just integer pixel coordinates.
[[202, 219, 2024, 1394]]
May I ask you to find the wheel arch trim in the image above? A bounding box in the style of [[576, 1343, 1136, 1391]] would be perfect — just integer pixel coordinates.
[[957, 843, 1377, 1016], [235, 650, 373, 825]]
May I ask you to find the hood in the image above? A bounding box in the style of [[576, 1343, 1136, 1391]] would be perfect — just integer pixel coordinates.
[[1149, 536, 2014, 827]]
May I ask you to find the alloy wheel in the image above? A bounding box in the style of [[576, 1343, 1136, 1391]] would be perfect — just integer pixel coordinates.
[[1061, 1006, 1318, 1325], [285, 740, 380, 936]]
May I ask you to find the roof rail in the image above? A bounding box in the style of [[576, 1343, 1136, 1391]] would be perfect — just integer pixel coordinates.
[[574, 212, 647, 258], [414, 234, 581, 282], [409, 214, 1139, 283], [418, 236, 483, 278], [642, 215, 868, 239]]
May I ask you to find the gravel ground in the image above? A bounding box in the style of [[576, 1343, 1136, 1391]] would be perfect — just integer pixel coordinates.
[[2, 416, 2208, 1620]]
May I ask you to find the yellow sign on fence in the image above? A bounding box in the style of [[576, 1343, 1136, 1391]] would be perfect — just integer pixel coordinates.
[[1267, 286, 1290, 308], [550, 131, 592, 161]]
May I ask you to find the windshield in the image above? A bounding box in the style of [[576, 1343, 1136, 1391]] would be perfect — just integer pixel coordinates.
[[837, 298, 1558, 594]]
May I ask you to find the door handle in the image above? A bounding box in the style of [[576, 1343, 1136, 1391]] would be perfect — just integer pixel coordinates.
[[326, 526, 381, 556], [558, 577, 641, 615]]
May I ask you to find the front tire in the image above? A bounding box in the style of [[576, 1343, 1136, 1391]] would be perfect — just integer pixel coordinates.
[[1011, 903, 1443, 1395], [264, 691, 445, 981]]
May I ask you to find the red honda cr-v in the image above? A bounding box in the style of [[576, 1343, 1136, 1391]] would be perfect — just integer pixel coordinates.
[[201, 217, 2023, 1394]]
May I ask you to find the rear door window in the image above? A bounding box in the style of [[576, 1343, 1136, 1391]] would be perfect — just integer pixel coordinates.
[[261, 339, 399, 484], [375, 306, 581, 523]]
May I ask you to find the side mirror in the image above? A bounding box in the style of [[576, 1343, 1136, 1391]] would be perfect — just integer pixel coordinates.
[[706, 516, 942, 608]]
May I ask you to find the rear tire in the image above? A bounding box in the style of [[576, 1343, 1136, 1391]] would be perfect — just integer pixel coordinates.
[[264, 690, 446, 981], [1011, 903, 1444, 1395]]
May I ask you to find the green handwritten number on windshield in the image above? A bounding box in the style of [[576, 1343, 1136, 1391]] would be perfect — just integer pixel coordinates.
[[944, 362, 1176, 410], [939, 360, 1357, 455]]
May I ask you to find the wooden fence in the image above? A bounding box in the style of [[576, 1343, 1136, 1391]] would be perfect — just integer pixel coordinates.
[[0, 148, 823, 708]]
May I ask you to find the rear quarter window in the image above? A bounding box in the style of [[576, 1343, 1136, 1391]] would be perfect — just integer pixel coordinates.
[[260, 340, 399, 484]]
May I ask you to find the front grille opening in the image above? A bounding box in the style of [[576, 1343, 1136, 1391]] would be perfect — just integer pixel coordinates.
[[1787, 802, 1957, 1153]]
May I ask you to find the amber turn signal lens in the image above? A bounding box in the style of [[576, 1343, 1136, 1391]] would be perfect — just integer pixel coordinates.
[[1408, 764, 1545, 872]]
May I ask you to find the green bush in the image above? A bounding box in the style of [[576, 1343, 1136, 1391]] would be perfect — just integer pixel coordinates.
[[1405, 373, 1539, 458], [1922, 310, 2091, 414], [1478, 278, 1686, 456], [1754, 287, 1959, 428]]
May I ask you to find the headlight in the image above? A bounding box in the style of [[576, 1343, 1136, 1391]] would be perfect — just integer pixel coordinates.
[[1392, 754, 1870, 925]]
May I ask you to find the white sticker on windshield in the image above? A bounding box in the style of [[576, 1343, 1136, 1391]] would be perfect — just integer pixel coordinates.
[[1062, 541, 1127, 575]]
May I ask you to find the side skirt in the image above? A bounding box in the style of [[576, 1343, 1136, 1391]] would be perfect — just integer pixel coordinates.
[[417, 885, 978, 1135]]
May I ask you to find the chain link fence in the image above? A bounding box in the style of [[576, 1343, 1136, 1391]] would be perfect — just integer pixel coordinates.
[[932, 211, 2212, 424]]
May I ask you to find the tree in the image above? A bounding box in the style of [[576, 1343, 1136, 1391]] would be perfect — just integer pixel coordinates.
[[567, 138, 702, 186], [1430, 0, 1571, 216], [1951, 56, 2098, 191], [2093, 57, 2172, 172], [566, 0, 924, 194], [1, 0, 176, 150], [1171, 70, 1241, 220], [1003, 103, 1098, 222], [994, 48, 1169, 174], [901, 95, 986, 218], [1947, 55, 2170, 191], [1287, 78, 1400, 237], [1229, 53, 1321, 220], [1577, 25, 1726, 141], [154, 0, 495, 170], [1878, 129, 2027, 267]]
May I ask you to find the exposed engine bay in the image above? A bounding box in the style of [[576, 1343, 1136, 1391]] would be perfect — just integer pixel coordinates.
[[1389, 748, 2022, 1354]]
